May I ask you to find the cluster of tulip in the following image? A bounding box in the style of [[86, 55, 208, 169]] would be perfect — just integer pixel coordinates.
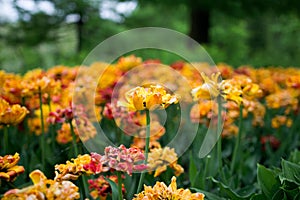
[[0, 55, 299, 199]]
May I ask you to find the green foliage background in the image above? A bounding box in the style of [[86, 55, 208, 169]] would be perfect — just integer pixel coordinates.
[[1, 1, 300, 72]]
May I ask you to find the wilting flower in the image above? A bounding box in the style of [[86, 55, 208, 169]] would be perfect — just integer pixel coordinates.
[[191, 72, 221, 100], [147, 147, 184, 177], [85, 145, 147, 175], [0, 98, 28, 126], [0, 153, 25, 182], [88, 175, 125, 200], [192, 72, 243, 105], [133, 176, 205, 200], [118, 84, 179, 111], [2, 170, 80, 200], [54, 154, 94, 181]]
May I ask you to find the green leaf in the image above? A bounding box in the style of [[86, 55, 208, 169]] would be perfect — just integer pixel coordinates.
[[189, 152, 198, 186], [294, 192, 300, 200], [289, 150, 300, 165], [29, 150, 41, 171], [281, 184, 300, 199], [257, 164, 280, 199], [281, 159, 300, 185], [210, 177, 253, 200], [250, 194, 267, 200], [272, 189, 285, 200], [105, 177, 119, 200], [190, 188, 226, 200]]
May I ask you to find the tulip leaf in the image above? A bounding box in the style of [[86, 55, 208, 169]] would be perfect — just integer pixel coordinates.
[[210, 177, 253, 200], [257, 164, 280, 199], [190, 188, 226, 200], [281, 159, 300, 185], [189, 152, 198, 187], [288, 150, 300, 165], [105, 177, 119, 200], [250, 194, 267, 200]]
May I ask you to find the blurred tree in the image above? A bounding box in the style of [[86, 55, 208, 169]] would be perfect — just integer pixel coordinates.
[[4, 0, 102, 53], [51, 0, 102, 52], [1, 0, 300, 71], [134, 0, 300, 44]]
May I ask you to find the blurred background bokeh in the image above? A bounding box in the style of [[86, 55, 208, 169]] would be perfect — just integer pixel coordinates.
[[1, 0, 300, 73]]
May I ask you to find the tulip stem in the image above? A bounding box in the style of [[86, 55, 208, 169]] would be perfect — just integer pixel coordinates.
[[69, 121, 88, 198], [81, 175, 89, 199], [4, 126, 8, 154], [117, 171, 123, 200], [69, 120, 79, 156], [230, 105, 243, 174], [201, 155, 211, 189], [217, 96, 223, 175], [136, 109, 151, 193], [38, 88, 45, 171]]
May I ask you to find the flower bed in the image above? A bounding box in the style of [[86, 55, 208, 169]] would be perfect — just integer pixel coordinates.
[[0, 55, 299, 199]]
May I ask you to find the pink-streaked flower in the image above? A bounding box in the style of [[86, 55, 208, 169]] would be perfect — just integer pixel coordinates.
[[85, 145, 147, 175], [84, 153, 109, 174], [47, 104, 85, 124]]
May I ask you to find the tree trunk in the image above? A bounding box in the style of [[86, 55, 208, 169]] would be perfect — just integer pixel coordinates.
[[76, 13, 84, 53], [189, 8, 210, 44]]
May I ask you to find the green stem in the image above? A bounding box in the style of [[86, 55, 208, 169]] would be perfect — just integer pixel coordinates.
[[117, 171, 123, 200], [217, 96, 223, 175], [50, 124, 56, 152], [47, 96, 56, 151], [201, 155, 211, 189], [81, 175, 89, 199], [38, 88, 45, 171], [69, 120, 79, 156], [4, 126, 8, 154], [230, 105, 243, 174], [69, 120, 88, 198], [136, 109, 151, 193], [116, 122, 124, 146], [47, 96, 52, 112]]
